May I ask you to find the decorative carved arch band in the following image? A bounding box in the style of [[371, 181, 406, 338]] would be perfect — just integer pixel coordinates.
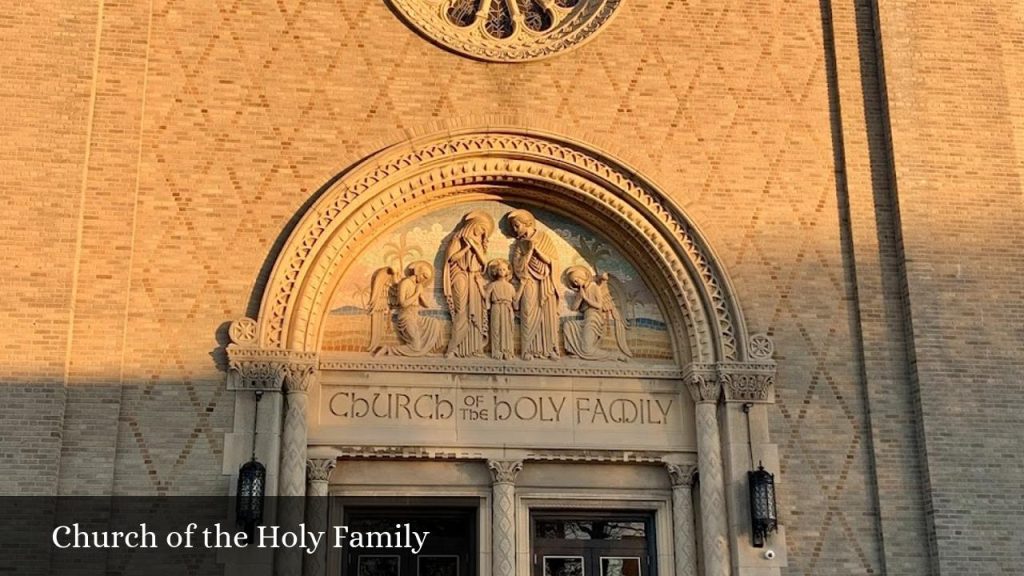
[[254, 128, 752, 365]]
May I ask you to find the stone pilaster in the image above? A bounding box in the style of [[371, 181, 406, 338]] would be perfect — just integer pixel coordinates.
[[304, 459, 337, 576], [666, 463, 699, 576], [717, 348, 784, 575], [686, 369, 731, 576], [488, 460, 522, 576]]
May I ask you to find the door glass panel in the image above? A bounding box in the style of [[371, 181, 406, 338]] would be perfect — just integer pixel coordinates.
[[418, 555, 459, 576], [544, 556, 585, 576], [601, 557, 641, 576], [536, 521, 647, 540], [358, 555, 401, 576]]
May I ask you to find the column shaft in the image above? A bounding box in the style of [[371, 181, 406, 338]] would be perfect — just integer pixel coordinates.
[[489, 460, 522, 576], [666, 464, 698, 576], [695, 402, 730, 576]]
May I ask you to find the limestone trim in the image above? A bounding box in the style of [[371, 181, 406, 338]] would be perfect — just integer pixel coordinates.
[[315, 447, 678, 464], [389, 0, 622, 62], [319, 356, 685, 379], [251, 128, 754, 366]]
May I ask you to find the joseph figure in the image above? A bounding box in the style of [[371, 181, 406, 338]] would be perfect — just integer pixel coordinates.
[[508, 209, 560, 360]]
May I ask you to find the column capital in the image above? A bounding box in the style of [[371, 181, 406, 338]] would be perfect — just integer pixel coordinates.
[[307, 458, 337, 483], [684, 365, 720, 403], [717, 362, 776, 404], [488, 460, 523, 485], [665, 463, 699, 487], [282, 362, 317, 394], [225, 345, 318, 392]]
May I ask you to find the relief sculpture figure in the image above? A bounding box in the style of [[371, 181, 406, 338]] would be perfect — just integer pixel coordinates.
[[367, 266, 399, 354], [368, 261, 443, 357], [480, 258, 518, 360], [562, 266, 633, 362], [443, 211, 494, 358], [508, 209, 560, 360]]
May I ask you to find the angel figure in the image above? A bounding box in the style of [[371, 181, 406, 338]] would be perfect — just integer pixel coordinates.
[[480, 258, 518, 360], [562, 266, 633, 362], [368, 261, 443, 357], [367, 266, 399, 354], [443, 211, 494, 358]]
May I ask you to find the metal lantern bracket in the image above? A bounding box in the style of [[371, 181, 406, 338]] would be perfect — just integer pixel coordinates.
[[236, 390, 267, 536], [744, 403, 778, 548]]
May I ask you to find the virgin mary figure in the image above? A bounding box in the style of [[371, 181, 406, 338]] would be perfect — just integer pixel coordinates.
[[443, 211, 495, 358]]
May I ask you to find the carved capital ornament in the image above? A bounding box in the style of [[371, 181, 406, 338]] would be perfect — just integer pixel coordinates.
[[488, 460, 524, 484]]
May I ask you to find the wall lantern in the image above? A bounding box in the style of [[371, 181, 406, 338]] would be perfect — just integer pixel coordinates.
[[748, 463, 778, 547], [743, 402, 779, 548], [236, 391, 266, 536]]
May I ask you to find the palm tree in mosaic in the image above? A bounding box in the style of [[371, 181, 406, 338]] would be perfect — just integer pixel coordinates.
[[382, 232, 422, 273], [571, 234, 612, 270]]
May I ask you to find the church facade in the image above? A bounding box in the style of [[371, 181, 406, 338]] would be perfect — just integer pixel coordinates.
[[2, 1, 1022, 576]]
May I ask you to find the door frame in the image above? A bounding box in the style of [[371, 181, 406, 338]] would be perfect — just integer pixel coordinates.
[[515, 491, 674, 576], [327, 492, 491, 576]]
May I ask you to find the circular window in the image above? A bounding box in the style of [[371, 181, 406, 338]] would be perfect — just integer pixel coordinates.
[[389, 0, 622, 62]]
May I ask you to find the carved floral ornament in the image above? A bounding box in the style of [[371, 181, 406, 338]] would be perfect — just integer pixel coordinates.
[[250, 129, 758, 368], [389, 0, 622, 62]]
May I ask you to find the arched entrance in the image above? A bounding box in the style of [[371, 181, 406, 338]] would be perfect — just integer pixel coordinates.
[[222, 128, 782, 576]]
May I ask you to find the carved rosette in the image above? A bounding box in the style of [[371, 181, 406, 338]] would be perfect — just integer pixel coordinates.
[[748, 333, 775, 360], [390, 0, 622, 62]]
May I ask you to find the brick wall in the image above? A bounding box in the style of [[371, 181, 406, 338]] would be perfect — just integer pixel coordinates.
[[2, 0, 1022, 573]]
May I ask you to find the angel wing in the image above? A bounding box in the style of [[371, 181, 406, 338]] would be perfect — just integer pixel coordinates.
[[367, 267, 398, 352], [596, 273, 633, 358]]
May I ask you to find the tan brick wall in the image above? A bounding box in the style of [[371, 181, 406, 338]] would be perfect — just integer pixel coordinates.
[[4, 0, 1023, 572], [0, 1, 100, 495], [875, 1, 1024, 574]]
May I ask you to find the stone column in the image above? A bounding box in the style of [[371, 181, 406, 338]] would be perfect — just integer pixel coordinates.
[[276, 363, 317, 576], [666, 463, 699, 576], [304, 459, 337, 576], [687, 371, 731, 576], [488, 460, 522, 576], [280, 363, 316, 497]]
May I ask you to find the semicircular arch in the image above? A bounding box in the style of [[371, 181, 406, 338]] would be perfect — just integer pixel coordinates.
[[254, 128, 752, 365]]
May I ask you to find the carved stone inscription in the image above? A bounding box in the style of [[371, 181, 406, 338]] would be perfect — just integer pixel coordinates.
[[314, 379, 693, 451]]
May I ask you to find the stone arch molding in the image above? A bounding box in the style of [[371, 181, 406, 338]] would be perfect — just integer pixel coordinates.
[[232, 128, 767, 368]]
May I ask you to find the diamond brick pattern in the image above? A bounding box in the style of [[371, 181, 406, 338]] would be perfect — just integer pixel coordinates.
[[4, 1, 893, 574]]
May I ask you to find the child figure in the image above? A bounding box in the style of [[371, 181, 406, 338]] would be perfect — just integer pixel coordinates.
[[482, 258, 518, 360]]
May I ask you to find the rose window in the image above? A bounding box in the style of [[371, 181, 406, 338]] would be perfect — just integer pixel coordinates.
[[389, 0, 622, 62]]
